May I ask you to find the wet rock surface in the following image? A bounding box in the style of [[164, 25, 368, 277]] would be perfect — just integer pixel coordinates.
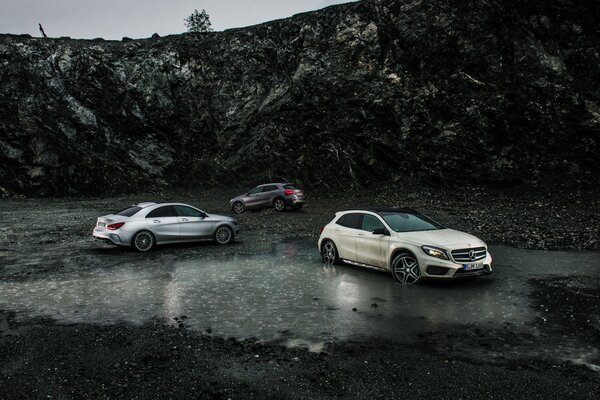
[[1, 0, 599, 196]]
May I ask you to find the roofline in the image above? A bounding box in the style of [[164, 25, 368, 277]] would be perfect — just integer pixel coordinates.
[[338, 208, 418, 214]]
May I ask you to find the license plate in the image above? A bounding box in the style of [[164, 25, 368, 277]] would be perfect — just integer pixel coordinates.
[[463, 262, 483, 271]]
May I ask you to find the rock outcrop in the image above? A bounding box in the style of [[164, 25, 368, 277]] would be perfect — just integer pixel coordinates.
[[0, 0, 598, 195]]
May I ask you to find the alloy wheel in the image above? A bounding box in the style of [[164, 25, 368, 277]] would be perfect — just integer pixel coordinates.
[[133, 231, 154, 252], [215, 226, 233, 245], [233, 202, 244, 214], [392, 254, 421, 284], [321, 241, 337, 266], [274, 199, 285, 211]]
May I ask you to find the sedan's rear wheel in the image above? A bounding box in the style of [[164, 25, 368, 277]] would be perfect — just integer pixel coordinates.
[[391, 253, 421, 284], [215, 226, 233, 245], [132, 230, 155, 252], [232, 201, 245, 214], [321, 240, 339, 266], [273, 198, 285, 212]]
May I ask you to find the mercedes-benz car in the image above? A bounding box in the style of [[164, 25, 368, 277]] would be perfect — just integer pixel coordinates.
[[318, 208, 492, 284], [230, 183, 305, 214], [93, 202, 240, 251]]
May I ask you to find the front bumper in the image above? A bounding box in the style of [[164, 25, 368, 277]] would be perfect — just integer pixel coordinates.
[[419, 252, 493, 280]]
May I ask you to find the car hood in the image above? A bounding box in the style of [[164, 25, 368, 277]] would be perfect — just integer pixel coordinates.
[[396, 228, 485, 249]]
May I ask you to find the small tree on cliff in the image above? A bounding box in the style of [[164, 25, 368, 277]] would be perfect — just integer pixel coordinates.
[[184, 9, 212, 33]]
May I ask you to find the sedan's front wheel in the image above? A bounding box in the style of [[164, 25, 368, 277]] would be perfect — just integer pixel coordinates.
[[215, 226, 234, 245], [132, 230, 155, 252], [391, 253, 421, 284]]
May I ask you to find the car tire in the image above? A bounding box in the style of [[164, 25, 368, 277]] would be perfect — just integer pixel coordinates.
[[321, 240, 339, 266], [391, 252, 421, 284], [132, 230, 155, 252], [232, 201, 245, 214], [214, 225, 234, 245], [273, 198, 285, 212]]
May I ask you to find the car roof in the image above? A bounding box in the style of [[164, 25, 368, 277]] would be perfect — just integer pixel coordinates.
[[135, 202, 157, 208], [255, 182, 293, 187], [135, 202, 199, 209], [340, 208, 418, 214]]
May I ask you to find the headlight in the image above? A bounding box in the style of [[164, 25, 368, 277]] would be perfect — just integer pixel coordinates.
[[421, 245, 449, 260]]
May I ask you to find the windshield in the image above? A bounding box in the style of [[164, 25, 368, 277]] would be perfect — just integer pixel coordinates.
[[379, 212, 444, 232]]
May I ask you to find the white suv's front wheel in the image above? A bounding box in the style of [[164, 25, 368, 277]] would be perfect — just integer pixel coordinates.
[[391, 253, 421, 284]]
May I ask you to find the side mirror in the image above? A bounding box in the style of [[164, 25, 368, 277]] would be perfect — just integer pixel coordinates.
[[201, 212, 208, 219], [372, 228, 389, 236]]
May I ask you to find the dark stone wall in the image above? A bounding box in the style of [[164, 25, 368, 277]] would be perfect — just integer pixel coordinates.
[[0, 0, 598, 195]]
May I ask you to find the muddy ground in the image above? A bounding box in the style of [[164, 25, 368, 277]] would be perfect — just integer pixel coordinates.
[[0, 187, 599, 398]]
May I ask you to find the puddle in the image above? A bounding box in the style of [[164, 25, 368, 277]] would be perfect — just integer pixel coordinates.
[[0, 241, 599, 352]]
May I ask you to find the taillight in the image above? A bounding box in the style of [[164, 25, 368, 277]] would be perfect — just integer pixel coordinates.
[[319, 226, 324, 234], [283, 189, 295, 196], [106, 222, 125, 230]]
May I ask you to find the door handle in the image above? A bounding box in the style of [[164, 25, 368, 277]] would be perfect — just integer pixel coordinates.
[[181, 218, 189, 222], [153, 220, 161, 223], [357, 233, 365, 236]]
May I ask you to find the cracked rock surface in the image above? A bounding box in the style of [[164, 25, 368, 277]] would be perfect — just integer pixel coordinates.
[[1, 0, 599, 196]]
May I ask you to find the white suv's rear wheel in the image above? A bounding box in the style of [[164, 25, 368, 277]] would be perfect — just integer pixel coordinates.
[[391, 253, 421, 284], [321, 240, 339, 266]]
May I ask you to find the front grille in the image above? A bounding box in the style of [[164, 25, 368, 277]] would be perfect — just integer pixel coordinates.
[[451, 247, 487, 262]]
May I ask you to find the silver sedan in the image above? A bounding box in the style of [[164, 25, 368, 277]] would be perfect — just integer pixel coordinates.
[[93, 202, 240, 251]]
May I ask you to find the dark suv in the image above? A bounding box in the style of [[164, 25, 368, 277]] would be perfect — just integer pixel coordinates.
[[230, 183, 305, 214]]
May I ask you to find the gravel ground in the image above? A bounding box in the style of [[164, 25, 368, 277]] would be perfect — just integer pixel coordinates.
[[1, 186, 599, 398]]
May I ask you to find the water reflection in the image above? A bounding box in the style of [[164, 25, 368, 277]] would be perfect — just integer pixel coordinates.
[[0, 242, 599, 346]]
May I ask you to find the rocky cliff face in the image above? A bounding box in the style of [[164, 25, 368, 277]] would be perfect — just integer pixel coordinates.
[[0, 0, 598, 196]]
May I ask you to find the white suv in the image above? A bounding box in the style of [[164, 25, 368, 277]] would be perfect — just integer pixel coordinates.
[[318, 208, 492, 284]]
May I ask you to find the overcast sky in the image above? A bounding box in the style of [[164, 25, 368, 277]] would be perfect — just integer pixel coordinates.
[[0, 0, 359, 39]]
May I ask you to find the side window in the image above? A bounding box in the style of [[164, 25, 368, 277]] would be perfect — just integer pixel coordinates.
[[262, 185, 278, 192], [174, 205, 204, 217], [146, 206, 177, 218], [335, 215, 347, 226], [362, 214, 385, 232], [248, 186, 262, 195], [337, 213, 363, 229]]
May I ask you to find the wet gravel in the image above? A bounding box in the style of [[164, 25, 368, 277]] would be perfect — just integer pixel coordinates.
[[1, 187, 599, 398], [1, 314, 598, 400]]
